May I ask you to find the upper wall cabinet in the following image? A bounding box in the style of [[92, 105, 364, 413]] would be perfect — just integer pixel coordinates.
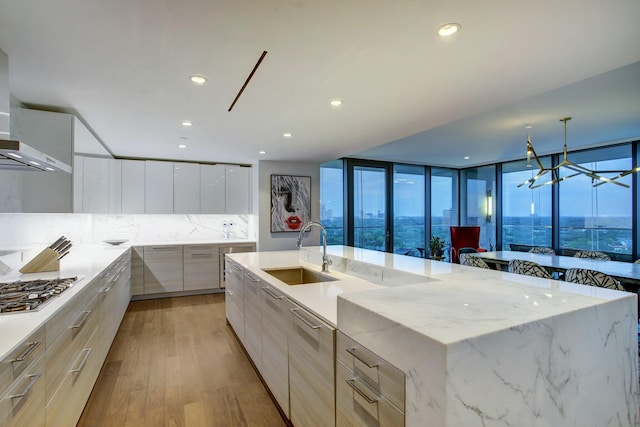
[[200, 164, 225, 214], [174, 162, 201, 214], [145, 160, 174, 213], [121, 159, 145, 213], [226, 165, 251, 214]]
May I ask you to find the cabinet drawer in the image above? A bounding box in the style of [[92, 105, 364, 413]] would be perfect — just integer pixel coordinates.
[[144, 245, 183, 255], [0, 355, 45, 427], [143, 246, 184, 294], [131, 246, 144, 296], [46, 294, 99, 403], [184, 248, 219, 291], [46, 278, 99, 346], [336, 361, 404, 427], [0, 326, 45, 392], [337, 331, 405, 411], [183, 244, 217, 253], [45, 327, 103, 427]]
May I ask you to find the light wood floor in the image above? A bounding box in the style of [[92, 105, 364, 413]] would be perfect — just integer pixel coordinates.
[[78, 294, 286, 427]]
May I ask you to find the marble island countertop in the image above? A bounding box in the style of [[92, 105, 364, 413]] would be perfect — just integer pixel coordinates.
[[234, 245, 639, 427]]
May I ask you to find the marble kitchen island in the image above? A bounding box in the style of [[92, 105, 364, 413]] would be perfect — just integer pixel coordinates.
[[232, 246, 638, 427]]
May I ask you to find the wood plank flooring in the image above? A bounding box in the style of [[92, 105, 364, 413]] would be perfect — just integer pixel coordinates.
[[78, 294, 286, 427]]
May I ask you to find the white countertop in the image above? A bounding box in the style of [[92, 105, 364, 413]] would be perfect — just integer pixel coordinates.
[[0, 244, 129, 360]]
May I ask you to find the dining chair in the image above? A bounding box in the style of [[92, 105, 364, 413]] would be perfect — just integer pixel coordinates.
[[450, 226, 486, 264], [573, 250, 611, 261], [508, 259, 553, 279], [459, 253, 490, 269], [564, 268, 624, 291], [529, 247, 555, 255]]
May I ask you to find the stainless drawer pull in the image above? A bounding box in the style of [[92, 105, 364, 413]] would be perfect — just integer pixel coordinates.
[[290, 308, 321, 330], [244, 272, 260, 282], [346, 378, 379, 405], [190, 253, 212, 258], [226, 290, 233, 296], [229, 263, 241, 271], [347, 347, 379, 368], [9, 372, 41, 400], [70, 348, 92, 373], [151, 246, 178, 250], [261, 286, 284, 300], [71, 310, 92, 329], [100, 286, 112, 294], [13, 340, 41, 363]]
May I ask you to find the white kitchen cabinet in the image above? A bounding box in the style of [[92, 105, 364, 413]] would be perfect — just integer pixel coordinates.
[[98, 253, 131, 353], [145, 160, 174, 213], [183, 244, 219, 291], [260, 283, 290, 416], [287, 298, 336, 427], [130, 246, 144, 296], [142, 245, 184, 294], [73, 155, 84, 212], [82, 156, 110, 213], [108, 158, 122, 213], [225, 164, 250, 214], [225, 259, 245, 343], [243, 270, 262, 372], [121, 159, 145, 213], [174, 162, 201, 213], [200, 164, 226, 213]]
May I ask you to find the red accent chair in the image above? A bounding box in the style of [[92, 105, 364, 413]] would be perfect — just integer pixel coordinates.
[[450, 226, 486, 263]]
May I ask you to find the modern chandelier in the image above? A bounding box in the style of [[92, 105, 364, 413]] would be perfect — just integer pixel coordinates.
[[518, 117, 639, 189]]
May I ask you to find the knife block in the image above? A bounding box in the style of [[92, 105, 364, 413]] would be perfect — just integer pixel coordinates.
[[19, 247, 60, 274]]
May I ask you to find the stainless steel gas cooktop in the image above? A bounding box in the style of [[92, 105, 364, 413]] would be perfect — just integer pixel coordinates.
[[0, 276, 78, 313]]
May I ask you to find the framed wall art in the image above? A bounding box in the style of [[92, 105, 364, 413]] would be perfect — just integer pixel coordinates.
[[271, 174, 311, 232]]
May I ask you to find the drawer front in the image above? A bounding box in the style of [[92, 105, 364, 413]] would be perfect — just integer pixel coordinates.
[[0, 355, 45, 427], [45, 327, 103, 427], [46, 277, 100, 346], [336, 361, 405, 427], [131, 246, 144, 295], [183, 244, 217, 253], [243, 272, 262, 370], [143, 245, 183, 255], [0, 326, 45, 392], [184, 249, 220, 291], [287, 299, 335, 427], [143, 251, 183, 294], [337, 331, 405, 410], [225, 288, 244, 342], [46, 294, 99, 403]]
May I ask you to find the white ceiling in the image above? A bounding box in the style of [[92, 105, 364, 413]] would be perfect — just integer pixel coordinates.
[[0, 0, 639, 168]]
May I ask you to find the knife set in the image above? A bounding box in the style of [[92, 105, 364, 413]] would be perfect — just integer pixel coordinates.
[[19, 236, 73, 274]]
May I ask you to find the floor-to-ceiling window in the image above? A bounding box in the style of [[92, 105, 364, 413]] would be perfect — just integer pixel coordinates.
[[460, 165, 496, 249], [320, 160, 344, 244], [431, 167, 458, 259], [393, 164, 425, 257], [502, 158, 552, 250], [352, 163, 388, 251], [558, 145, 633, 259]]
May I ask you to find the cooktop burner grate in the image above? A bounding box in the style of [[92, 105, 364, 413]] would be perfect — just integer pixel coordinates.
[[0, 276, 78, 313]]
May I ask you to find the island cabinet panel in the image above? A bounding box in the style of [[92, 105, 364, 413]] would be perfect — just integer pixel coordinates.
[[183, 244, 220, 291], [242, 270, 262, 372], [0, 326, 46, 427], [259, 283, 290, 417], [225, 259, 245, 343], [143, 245, 184, 294], [287, 299, 336, 427]]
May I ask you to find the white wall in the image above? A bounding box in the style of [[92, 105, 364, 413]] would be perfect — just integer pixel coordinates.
[[258, 160, 321, 251]]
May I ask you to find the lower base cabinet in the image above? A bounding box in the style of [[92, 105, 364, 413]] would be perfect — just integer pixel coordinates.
[[287, 299, 336, 427], [0, 355, 45, 427]]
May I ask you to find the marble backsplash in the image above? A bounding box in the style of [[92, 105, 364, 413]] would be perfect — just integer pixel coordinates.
[[0, 213, 257, 249]]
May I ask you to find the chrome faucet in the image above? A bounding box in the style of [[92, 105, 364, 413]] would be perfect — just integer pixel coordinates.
[[296, 221, 332, 273]]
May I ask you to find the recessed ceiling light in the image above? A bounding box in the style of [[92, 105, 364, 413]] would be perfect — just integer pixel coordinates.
[[525, 125, 533, 129], [330, 99, 343, 107], [436, 23, 461, 37], [29, 160, 41, 166], [283, 133, 292, 138], [181, 121, 193, 126], [464, 156, 470, 160], [189, 75, 207, 85], [259, 151, 266, 155], [7, 152, 22, 159], [178, 144, 187, 149]]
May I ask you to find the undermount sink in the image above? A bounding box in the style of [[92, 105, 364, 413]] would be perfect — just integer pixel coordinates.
[[262, 266, 338, 286]]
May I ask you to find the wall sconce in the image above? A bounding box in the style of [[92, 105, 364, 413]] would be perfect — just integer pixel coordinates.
[[486, 190, 492, 222]]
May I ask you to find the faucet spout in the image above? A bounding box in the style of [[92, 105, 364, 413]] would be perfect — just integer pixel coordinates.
[[296, 221, 332, 273]]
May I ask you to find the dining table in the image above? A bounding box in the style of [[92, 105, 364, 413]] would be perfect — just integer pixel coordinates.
[[473, 250, 640, 292]]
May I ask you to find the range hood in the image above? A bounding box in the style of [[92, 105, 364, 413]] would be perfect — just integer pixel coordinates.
[[0, 140, 72, 172]]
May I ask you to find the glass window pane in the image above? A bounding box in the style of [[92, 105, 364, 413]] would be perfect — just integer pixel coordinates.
[[393, 164, 425, 257], [320, 160, 344, 245], [559, 146, 632, 256], [431, 168, 458, 259], [460, 165, 495, 249], [354, 166, 387, 251], [502, 158, 552, 250]]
